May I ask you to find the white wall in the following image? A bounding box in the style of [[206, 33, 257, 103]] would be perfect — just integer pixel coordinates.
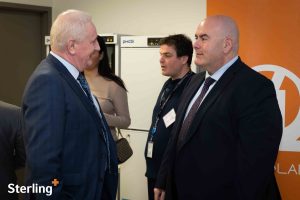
[[0, 0, 52, 7], [53, 0, 206, 39]]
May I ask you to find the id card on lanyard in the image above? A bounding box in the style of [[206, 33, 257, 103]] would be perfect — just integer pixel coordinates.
[[147, 71, 192, 158], [147, 141, 154, 158]]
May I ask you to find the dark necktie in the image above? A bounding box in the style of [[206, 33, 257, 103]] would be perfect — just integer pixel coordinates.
[[177, 77, 216, 146], [77, 72, 94, 104], [77, 72, 111, 170]]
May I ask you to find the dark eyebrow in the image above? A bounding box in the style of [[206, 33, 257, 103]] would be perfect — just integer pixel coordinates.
[[160, 52, 173, 56], [198, 34, 209, 38]]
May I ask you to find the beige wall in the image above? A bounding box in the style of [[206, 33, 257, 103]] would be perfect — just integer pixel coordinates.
[[1, 0, 206, 40], [52, 0, 206, 39]]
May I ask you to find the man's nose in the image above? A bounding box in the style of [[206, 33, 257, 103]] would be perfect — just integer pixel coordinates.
[[193, 41, 199, 49], [160, 56, 165, 63], [194, 38, 203, 49]]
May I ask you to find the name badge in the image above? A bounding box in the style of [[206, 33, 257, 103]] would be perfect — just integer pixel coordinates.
[[163, 108, 176, 128], [147, 141, 154, 158]]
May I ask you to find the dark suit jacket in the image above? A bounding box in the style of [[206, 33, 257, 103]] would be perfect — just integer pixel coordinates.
[[22, 54, 118, 199], [0, 101, 25, 200], [156, 58, 282, 200]]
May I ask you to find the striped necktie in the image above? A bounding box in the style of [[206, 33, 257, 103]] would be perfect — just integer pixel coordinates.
[[77, 72, 112, 171]]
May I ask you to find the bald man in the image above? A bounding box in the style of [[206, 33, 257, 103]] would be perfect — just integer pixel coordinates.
[[154, 15, 282, 200]]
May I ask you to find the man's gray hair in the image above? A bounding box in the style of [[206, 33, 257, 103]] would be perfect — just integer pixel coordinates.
[[50, 9, 92, 51]]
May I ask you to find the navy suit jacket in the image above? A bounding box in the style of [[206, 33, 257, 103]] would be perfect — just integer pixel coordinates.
[[22, 54, 118, 199], [156, 58, 282, 200]]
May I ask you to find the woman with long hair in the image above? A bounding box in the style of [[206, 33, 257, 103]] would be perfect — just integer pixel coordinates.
[[85, 35, 130, 140]]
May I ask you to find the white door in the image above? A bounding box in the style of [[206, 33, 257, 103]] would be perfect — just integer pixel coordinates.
[[121, 47, 168, 131], [119, 45, 168, 200]]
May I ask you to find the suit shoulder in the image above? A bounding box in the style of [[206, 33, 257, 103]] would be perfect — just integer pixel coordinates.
[[231, 62, 276, 103], [28, 59, 61, 83], [0, 101, 20, 111], [0, 101, 20, 118], [0, 101, 21, 132], [238, 62, 274, 87], [23, 60, 64, 100], [190, 71, 205, 82]]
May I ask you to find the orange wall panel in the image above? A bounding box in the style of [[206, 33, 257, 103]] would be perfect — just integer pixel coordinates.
[[207, 1, 300, 199]]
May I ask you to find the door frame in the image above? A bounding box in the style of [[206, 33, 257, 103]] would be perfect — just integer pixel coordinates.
[[0, 2, 52, 58]]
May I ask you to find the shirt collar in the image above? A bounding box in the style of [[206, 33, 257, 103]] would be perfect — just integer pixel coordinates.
[[206, 56, 239, 81], [50, 51, 80, 80]]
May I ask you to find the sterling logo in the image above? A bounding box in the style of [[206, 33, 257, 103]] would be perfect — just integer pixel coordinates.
[[8, 178, 59, 196]]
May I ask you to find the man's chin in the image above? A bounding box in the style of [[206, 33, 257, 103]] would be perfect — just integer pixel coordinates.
[[194, 60, 203, 66], [161, 71, 170, 77], [85, 61, 93, 69]]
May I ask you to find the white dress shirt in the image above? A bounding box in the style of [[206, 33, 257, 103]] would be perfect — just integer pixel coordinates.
[[184, 56, 239, 119], [50, 51, 101, 114]]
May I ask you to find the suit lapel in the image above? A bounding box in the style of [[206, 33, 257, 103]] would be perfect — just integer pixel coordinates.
[[173, 73, 205, 150], [178, 59, 243, 151], [46, 54, 105, 138], [175, 72, 206, 126]]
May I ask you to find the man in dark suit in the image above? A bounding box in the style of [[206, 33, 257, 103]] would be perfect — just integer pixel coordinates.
[[0, 101, 25, 200], [154, 15, 283, 200], [22, 10, 118, 199]]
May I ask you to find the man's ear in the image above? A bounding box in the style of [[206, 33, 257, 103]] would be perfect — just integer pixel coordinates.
[[67, 39, 76, 55], [180, 55, 189, 65], [223, 37, 233, 54]]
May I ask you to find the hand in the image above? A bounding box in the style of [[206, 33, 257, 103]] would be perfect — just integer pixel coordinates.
[[154, 188, 165, 200]]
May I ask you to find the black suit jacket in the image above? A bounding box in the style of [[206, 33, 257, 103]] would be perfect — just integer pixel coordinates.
[[0, 101, 25, 200], [22, 54, 118, 199], [156, 58, 282, 200]]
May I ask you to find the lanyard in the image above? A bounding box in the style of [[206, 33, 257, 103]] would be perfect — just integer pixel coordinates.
[[150, 71, 192, 140]]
